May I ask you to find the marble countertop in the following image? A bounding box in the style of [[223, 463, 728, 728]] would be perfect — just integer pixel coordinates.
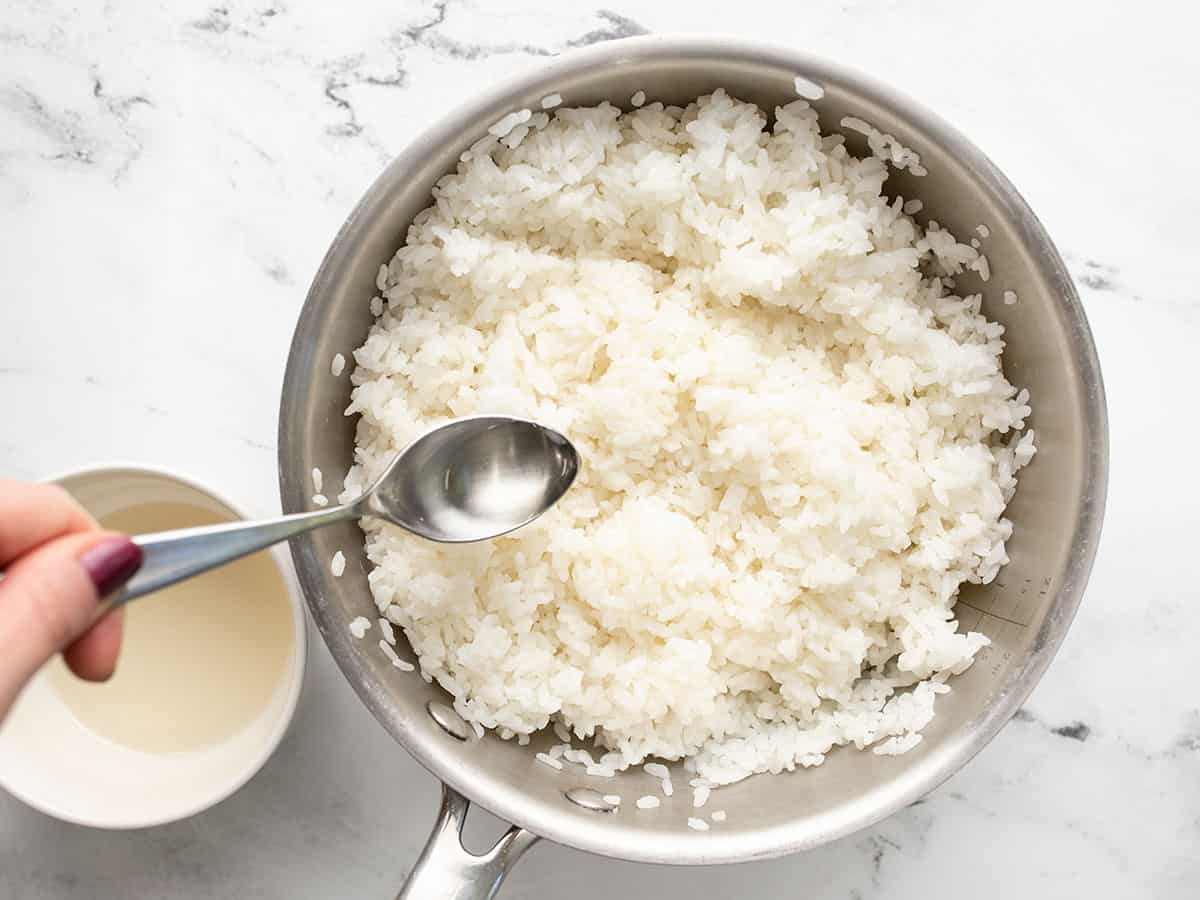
[[2, 0, 1197, 896]]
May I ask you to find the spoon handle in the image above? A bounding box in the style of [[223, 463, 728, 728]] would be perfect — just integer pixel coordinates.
[[104, 503, 359, 611]]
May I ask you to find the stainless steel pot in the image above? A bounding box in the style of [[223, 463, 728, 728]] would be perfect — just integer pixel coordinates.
[[278, 35, 1107, 899]]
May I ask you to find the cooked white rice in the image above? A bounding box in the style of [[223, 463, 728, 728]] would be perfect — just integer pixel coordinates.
[[643, 762, 670, 780], [536, 752, 564, 770], [563, 748, 595, 766], [344, 91, 1034, 786], [331, 353, 346, 376], [379, 639, 415, 671], [792, 75, 824, 101], [840, 115, 928, 175], [348, 616, 371, 639], [378, 617, 397, 645], [488, 109, 531, 138]]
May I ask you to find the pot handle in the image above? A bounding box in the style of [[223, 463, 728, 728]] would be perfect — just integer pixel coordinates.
[[396, 784, 540, 900]]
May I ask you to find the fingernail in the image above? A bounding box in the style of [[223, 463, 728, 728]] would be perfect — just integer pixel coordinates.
[[79, 537, 143, 597]]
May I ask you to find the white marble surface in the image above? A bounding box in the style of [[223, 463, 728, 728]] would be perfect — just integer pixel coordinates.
[[2, 0, 1198, 896]]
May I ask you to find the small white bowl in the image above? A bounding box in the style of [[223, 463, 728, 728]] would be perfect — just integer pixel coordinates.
[[0, 464, 308, 829]]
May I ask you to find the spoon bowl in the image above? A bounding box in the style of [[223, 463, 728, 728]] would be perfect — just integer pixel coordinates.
[[366, 416, 580, 543]]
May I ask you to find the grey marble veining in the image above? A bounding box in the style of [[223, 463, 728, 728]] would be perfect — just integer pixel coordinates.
[[2, 0, 1198, 897]]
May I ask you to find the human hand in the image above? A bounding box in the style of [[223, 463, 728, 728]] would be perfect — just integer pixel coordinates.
[[0, 480, 142, 721]]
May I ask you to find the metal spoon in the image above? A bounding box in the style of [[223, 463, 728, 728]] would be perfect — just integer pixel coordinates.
[[106, 416, 579, 609]]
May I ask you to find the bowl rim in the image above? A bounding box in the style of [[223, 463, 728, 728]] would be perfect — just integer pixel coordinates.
[[0, 461, 309, 830], [279, 33, 1108, 864]]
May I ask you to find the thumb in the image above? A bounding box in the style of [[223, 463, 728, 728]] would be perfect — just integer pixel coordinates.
[[0, 532, 141, 718]]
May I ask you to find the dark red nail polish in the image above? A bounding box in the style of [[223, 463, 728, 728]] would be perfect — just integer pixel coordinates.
[[79, 537, 143, 597]]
